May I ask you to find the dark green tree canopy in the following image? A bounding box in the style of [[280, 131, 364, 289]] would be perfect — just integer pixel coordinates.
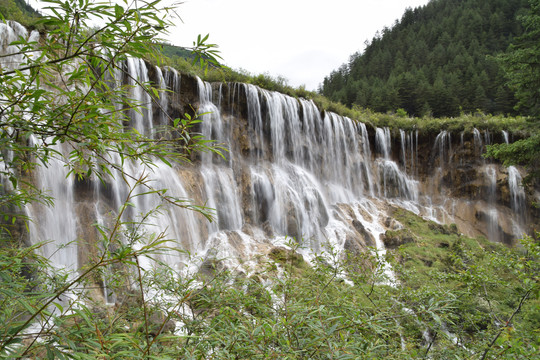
[[498, 0, 540, 117], [320, 0, 530, 117], [487, 0, 540, 183]]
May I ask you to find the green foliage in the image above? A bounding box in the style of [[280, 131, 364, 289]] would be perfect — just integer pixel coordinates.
[[0, 0, 222, 229], [160, 43, 197, 61], [0, 0, 40, 27], [311, 103, 535, 139], [486, 134, 540, 184], [1, 206, 538, 357], [0, 1, 538, 358], [395, 108, 408, 118], [487, 0, 540, 183], [321, 0, 529, 117], [0, 0, 221, 356], [498, 0, 540, 117], [387, 209, 539, 358]]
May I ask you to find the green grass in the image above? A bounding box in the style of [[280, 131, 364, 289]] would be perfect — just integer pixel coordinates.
[[384, 207, 539, 352]]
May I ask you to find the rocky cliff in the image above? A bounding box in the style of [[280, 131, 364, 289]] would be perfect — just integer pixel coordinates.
[[68, 64, 540, 275], [1, 22, 538, 286]]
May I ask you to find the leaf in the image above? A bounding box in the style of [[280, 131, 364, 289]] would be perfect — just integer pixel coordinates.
[[114, 3, 124, 18], [8, 176, 17, 189], [52, 301, 64, 313]]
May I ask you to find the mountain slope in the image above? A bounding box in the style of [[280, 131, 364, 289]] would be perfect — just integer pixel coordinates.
[[0, 0, 40, 26], [320, 0, 530, 117]]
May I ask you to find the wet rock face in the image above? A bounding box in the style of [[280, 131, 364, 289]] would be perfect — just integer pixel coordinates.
[[352, 220, 375, 247], [6, 36, 536, 288], [389, 128, 538, 243], [123, 69, 540, 251], [344, 235, 364, 255], [156, 73, 539, 252]]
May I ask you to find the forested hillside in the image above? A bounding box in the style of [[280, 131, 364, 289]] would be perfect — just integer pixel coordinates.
[[320, 0, 530, 117], [0, 0, 39, 25]]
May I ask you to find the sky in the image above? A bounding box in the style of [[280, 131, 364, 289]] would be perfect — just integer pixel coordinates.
[[29, 0, 432, 91], [169, 0, 432, 90]]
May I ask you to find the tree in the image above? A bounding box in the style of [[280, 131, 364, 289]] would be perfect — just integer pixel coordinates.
[[498, 0, 540, 117], [487, 0, 540, 183], [0, 0, 220, 225], [0, 0, 40, 26], [0, 0, 221, 357], [319, 0, 528, 117]]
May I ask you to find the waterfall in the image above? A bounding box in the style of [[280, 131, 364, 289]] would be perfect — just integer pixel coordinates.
[[1, 20, 534, 284], [0, 21, 40, 71], [502, 130, 509, 144], [198, 78, 243, 235], [375, 127, 418, 201], [472, 128, 484, 156], [126, 57, 153, 137], [154, 66, 169, 129], [26, 141, 79, 271], [375, 127, 392, 159], [433, 130, 451, 167], [245, 84, 266, 160], [499, 130, 526, 237], [508, 167, 525, 211], [359, 123, 375, 197], [484, 165, 500, 242], [508, 166, 526, 236], [399, 129, 417, 174]]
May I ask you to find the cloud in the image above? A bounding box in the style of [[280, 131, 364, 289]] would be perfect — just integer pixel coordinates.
[[267, 50, 348, 91]]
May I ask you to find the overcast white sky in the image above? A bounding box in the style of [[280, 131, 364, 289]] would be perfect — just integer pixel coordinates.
[[29, 0, 431, 90], [169, 0, 432, 90]]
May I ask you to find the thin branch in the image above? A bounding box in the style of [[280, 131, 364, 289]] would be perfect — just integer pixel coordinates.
[[424, 330, 438, 358], [135, 255, 151, 357], [479, 289, 531, 360]]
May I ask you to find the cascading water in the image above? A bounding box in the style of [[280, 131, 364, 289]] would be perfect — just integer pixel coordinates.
[[472, 128, 484, 156], [502, 130, 509, 144], [1, 20, 535, 290], [126, 58, 154, 137], [26, 142, 79, 271], [508, 166, 526, 236], [154, 66, 169, 129], [502, 130, 527, 235], [359, 122, 375, 197], [399, 129, 418, 175], [0, 21, 40, 71], [423, 130, 456, 222], [484, 164, 500, 242], [198, 78, 243, 235], [0, 22, 79, 271], [375, 127, 418, 201], [245, 84, 266, 160]]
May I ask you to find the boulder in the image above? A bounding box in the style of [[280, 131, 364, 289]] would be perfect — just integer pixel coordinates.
[[381, 229, 415, 249]]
